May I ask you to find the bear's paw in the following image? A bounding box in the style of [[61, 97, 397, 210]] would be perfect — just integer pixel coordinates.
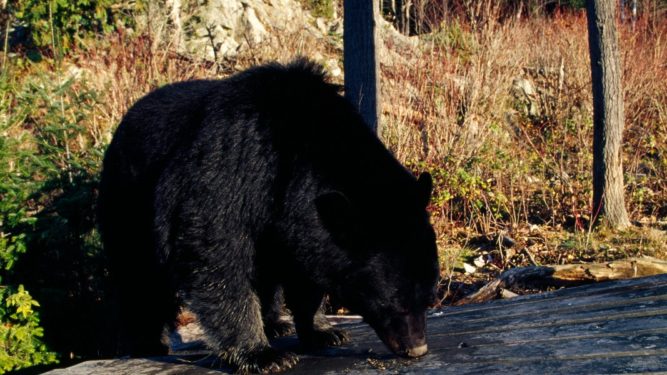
[[264, 320, 296, 339], [301, 327, 350, 349], [235, 346, 299, 374]]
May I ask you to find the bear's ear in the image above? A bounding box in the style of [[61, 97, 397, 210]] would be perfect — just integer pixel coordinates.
[[315, 191, 353, 236], [417, 172, 433, 208]]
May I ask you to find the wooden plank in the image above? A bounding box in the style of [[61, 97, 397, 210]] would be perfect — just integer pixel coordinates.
[[428, 332, 667, 360], [441, 291, 667, 325], [442, 276, 667, 318], [287, 350, 667, 374], [47, 358, 223, 374], [431, 317, 667, 347], [301, 314, 667, 358], [443, 327, 667, 349], [45, 274, 667, 374], [291, 275, 667, 373], [435, 306, 667, 336]]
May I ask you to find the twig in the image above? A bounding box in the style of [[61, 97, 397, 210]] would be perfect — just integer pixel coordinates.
[[521, 247, 538, 266]]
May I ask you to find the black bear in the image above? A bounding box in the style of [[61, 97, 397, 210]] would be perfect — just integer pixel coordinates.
[[98, 59, 439, 373]]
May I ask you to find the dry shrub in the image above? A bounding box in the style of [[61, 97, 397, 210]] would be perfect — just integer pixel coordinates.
[[621, 16, 667, 219], [76, 26, 332, 145], [51, 9, 667, 251], [381, 10, 667, 238]]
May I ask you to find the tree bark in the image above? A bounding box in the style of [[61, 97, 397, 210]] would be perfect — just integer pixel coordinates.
[[344, 0, 380, 133], [586, 0, 631, 230]]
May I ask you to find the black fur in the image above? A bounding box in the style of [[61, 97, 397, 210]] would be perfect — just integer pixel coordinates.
[[98, 59, 439, 373]]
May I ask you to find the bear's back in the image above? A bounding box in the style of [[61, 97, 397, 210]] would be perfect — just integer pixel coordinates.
[[103, 60, 345, 182], [102, 59, 416, 215], [103, 79, 220, 182]]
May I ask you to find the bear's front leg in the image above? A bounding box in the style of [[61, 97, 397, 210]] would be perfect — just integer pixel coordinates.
[[187, 276, 298, 373], [227, 345, 299, 374], [283, 282, 350, 349], [259, 285, 296, 339]]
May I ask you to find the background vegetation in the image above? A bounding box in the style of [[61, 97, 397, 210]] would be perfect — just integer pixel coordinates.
[[0, 0, 666, 372]]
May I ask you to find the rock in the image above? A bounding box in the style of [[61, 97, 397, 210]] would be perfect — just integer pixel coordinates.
[[500, 288, 519, 299], [511, 77, 539, 117], [316, 17, 328, 34], [378, 17, 420, 67], [244, 6, 268, 45], [140, 0, 428, 67], [473, 255, 487, 268], [143, 0, 321, 61], [512, 77, 536, 97], [463, 263, 477, 274], [325, 58, 342, 77]]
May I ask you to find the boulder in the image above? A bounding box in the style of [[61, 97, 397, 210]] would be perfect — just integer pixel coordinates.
[[180, 0, 320, 60]]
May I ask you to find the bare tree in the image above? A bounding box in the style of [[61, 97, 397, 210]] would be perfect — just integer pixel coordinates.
[[343, 0, 380, 133], [586, 0, 631, 229]]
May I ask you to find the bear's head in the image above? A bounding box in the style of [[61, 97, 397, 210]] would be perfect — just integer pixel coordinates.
[[315, 172, 439, 358]]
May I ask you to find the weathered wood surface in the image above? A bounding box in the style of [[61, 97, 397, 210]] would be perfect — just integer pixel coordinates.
[[47, 274, 667, 374]]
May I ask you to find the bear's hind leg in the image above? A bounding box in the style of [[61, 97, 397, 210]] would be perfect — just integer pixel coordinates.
[[259, 285, 295, 339], [283, 282, 350, 349]]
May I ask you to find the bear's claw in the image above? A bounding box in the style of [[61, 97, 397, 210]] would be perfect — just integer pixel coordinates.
[[302, 327, 350, 348], [236, 347, 299, 374], [264, 320, 296, 339]]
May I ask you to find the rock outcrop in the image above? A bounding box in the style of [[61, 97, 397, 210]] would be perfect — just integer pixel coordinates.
[[151, 0, 323, 60]]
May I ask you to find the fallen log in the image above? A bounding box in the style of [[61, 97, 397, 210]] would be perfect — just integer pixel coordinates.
[[453, 256, 667, 306]]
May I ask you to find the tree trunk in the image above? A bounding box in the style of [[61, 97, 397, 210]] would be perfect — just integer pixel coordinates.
[[586, 0, 631, 230], [343, 0, 380, 133]]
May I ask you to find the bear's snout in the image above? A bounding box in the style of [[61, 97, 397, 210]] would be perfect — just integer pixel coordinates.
[[373, 312, 428, 358], [406, 343, 428, 357]]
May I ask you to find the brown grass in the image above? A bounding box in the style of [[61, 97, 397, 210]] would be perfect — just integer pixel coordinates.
[[379, 13, 667, 292], [379, 11, 667, 263], [72, 25, 333, 146]]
